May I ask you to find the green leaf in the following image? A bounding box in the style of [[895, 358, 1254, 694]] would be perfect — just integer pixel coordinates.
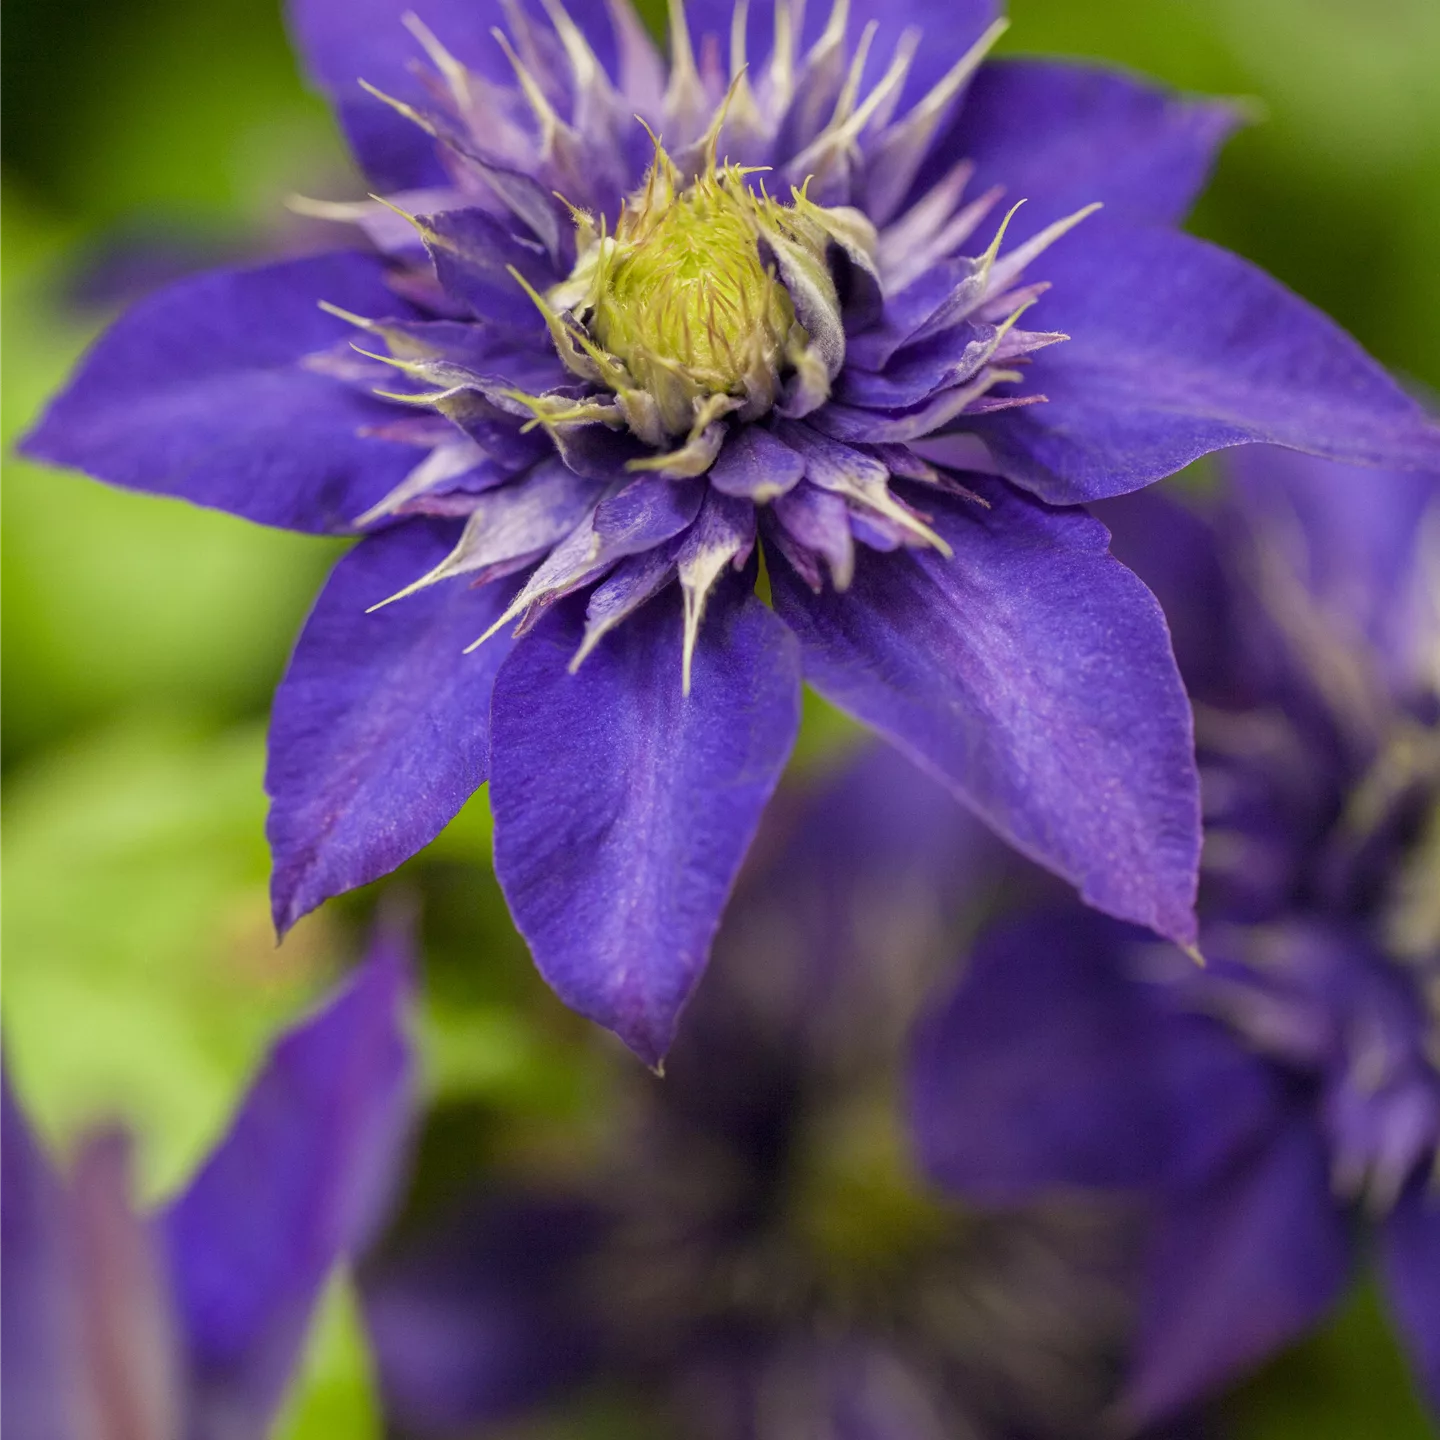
[[1228, 1277, 1434, 1440], [272, 1270, 382, 1440], [2, 718, 342, 1201]]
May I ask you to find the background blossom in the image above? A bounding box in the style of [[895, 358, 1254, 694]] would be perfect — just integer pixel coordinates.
[[912, 450, 1440, 1427]]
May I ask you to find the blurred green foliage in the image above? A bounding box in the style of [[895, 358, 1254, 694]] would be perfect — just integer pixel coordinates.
[[3, 0, 1437, 1435], [2, 717, 339, 1199]]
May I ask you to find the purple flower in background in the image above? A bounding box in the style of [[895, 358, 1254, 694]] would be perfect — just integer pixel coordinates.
[[359, 748, 1197, 1440], [23, 0, 1440, 1063], [1, 932, 415, 1440], [912, 452, 1440, 1428]]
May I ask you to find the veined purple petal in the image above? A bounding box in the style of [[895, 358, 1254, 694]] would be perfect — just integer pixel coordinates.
[[970, 219, 1440, 503], [286, 0, 617, 190], [910, 908, 1282, 1202], [574, 546, 681, 666], [372, 459, 606, 599], [489, 579, 802, 1064], [937, 60, 1241, 233], [1380, 1178, 1440, 1415], [771, 482, 1202, 944], [20, 254, 419, 535], [268, 520, 520, 932], [1, 1075, 83, 1440], [1121, 1117, 1352, 1429], [848, 255, 983, 373], [162, 932, 415, 1440]]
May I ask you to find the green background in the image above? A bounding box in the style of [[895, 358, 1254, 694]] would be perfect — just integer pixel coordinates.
[[3, 1, 1436, 1434]]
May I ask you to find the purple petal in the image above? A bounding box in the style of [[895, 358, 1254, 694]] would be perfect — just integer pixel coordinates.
[[939, 59, 1241, 232], [162, 931, 416, 1438], [286, 0, 616, 190], [770, 481, 1202, 945], [267, 520, 519, 932], [2, 1086, 188, 1439], [1, 1075, 82, 1440], [592, 474, 706, 554], [774, 483, 856, 590], [1092, 487, 1238, 703], [836, 323, 1004, 410], [379, 458, 606, 592], [20, 254, 419, 535], [970, 219, 1440, 503], [413, 206, 557, 326], [1380, 1179, 1440, 1414], [910, 908, 1282, 1202], [1122, 1117, 1352, 1428], [489, 578, 801, 1063], [709, 425, 805, 503]]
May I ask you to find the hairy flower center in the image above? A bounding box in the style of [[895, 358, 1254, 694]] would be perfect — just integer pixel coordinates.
[[589, 180, 799, 415], [516, 135, 871, 466]]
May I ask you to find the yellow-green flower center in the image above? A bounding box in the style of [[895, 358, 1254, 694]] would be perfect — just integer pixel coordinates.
[[511, 137, 873, 470], [590, 179, 798, 416]]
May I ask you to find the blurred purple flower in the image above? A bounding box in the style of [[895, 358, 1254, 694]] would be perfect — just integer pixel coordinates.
[[912, 452, 1440, 1428], [1, 931, 416, 1440], [358, 748, 1209, 1440], [22, 0, 1440, 1063]]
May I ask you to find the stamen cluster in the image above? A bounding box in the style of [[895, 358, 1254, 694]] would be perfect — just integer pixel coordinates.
[[514, 137, 870, 474]]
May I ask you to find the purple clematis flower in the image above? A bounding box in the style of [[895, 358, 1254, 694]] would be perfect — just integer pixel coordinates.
[[359, 747, 1205, 1440], [23, 0, 1440, 1063], [911, 451, 1440, 1429], [1, 931, 415, 1440]]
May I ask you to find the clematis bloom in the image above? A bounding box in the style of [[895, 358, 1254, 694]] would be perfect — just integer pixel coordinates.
[[1, 933, 415, 1440], [23, 0, 1440, 1061], [912, 452, 1440, 1427]]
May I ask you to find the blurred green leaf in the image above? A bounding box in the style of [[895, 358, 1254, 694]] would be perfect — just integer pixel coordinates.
[[4, 0, 350, 227], [1, 717, 341, 1201], [1, 191, 345, 767], [1229, 1278, 1434, 1440], [273, 1270, 383, 1440], [789, 685, 866, 779], [1004, 0, 1440, 392]]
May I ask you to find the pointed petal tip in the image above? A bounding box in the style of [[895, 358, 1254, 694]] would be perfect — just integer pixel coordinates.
[[269, 878, 310, 946], [616, 1010, 679, 1070], [1080, 886, 1198, 956]]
